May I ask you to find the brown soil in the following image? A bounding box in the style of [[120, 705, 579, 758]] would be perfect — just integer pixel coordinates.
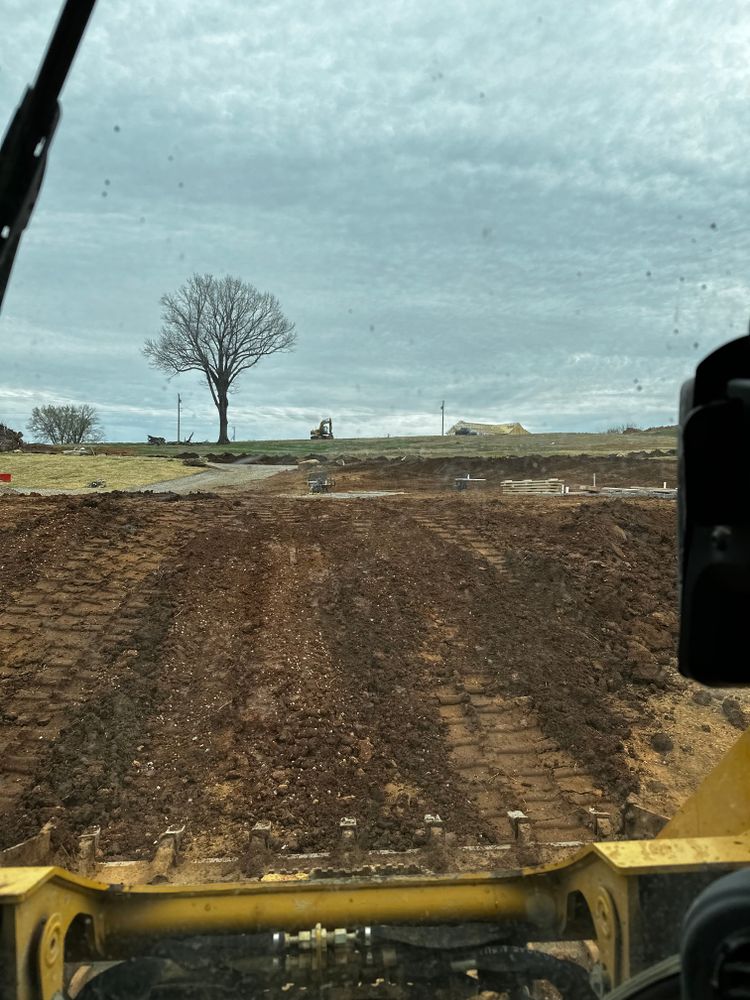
[[258, 453, 678, 495], [0, 466, 742, 868]]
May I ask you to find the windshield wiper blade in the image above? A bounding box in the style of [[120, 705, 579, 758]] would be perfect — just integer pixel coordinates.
[[0, 0, 97, 312]]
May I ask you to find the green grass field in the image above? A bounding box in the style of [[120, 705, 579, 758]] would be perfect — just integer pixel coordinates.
[[0, 454, 202, 490], [113, 429, 677, 461]]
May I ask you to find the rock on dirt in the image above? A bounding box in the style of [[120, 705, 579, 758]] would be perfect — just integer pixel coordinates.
[[650, 732, 675, 753], [722, 697, 748, 730]]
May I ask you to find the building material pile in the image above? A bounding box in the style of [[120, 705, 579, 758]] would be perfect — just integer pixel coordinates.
[[501, 478, 565, 495], [448, 421, 529, 436]]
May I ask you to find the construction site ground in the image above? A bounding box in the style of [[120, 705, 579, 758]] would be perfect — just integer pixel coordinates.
[[0, 454, 744, 876]]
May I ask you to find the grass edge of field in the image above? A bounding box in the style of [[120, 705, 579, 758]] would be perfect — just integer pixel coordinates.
[[0, 454, 204, 490], [104, 430, 678, 461]]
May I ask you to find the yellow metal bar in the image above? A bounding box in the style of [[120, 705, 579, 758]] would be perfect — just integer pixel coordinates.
[[0, 868, 548, 1000], [104, 879, 538, 941], [588, 830, 750, 870], [0, 868, 541, 939], [3, 832, 750, 1000], [659, 728, 750, 839]]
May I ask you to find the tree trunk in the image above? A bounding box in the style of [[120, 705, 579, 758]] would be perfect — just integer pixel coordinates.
[[216, 386, 229, 444]]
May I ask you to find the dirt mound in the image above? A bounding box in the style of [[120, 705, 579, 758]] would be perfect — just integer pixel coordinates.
[[324, 454, 677, 492], [0, 489, 739, 867], [236, 454, 295, 465], [202, 452, 239, 464]]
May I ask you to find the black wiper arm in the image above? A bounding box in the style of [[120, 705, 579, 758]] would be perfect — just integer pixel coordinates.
[[0, 0, 97, 312]]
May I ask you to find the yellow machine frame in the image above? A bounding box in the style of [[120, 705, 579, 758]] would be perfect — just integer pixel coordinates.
[[2, 731, 749, 1000]]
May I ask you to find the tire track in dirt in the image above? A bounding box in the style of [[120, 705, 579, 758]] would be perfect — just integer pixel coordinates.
[[313, 504, 501, 848], [445, 498, 672, 801], [0, 501, 212, 839], [411, 512, 509, 573], [410, 509, 616, 847], [88, 509, 277, 860], [0, 503, 73, 610], [100, 498, 454, 860], [45, 498, 437, 860], [1, 491, 679, 862]]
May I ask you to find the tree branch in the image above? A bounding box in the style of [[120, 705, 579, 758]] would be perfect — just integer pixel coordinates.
[[143, 274, 297, 443]]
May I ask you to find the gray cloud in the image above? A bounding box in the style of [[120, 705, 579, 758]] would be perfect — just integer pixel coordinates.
[[1, 0, 749, 441]]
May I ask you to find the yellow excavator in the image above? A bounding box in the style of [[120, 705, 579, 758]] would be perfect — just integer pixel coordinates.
[[2, 4, 750, 1000], [310, 418, 334, 440]]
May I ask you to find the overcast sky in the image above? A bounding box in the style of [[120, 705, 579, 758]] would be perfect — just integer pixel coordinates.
[[2, 0, 750, 442]]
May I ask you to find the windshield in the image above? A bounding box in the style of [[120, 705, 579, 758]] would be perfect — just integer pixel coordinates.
[[1, 2, 748, 997]]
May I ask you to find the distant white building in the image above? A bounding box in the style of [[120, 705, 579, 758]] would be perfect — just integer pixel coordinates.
[[448, 420, 530, 436]]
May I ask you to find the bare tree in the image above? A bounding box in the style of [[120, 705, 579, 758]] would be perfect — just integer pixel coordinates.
[[143, 274, 296, 444], [28, 404, 103, 444]]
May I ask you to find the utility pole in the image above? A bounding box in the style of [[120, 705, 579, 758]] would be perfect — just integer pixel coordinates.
[[441, 400, 445, 436], [177, 393, 181, 444], [232, 425, 236, 442]]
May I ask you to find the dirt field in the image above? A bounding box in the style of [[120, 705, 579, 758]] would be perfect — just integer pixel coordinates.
[[0, 457, 744, 873], [263, 453, 679, 494]]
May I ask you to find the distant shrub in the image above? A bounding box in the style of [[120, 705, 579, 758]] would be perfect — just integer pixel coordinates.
[[28, 404, 103, 444]]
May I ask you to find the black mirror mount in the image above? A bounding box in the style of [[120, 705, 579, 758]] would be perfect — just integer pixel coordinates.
[[679, 332, 750, 685]]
